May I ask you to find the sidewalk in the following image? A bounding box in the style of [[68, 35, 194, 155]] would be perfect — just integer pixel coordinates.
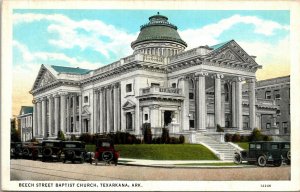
[[118, 158, 248, 168]]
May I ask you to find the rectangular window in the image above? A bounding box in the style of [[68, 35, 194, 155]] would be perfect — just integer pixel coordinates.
[[151, 83, 160, 87], [243, 122, 249, 129], [144, 114, 148, 121], [282, 122, 288, 134], [266, 123, 271, 129], [271, 144, 279, 150], [171, 83, 176, 88], [126, 84, 132, 92], [189, 93, 194, 99], [256, 144, 261, 149], [189, 120, 195, 128], [250, 143, 255, 149], [265, 91, 272, 99], [84, 96, 88, 103]]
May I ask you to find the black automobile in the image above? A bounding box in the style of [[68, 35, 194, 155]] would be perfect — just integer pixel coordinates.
[[234, 141, 289, 167], [41, 140, 63, 162], [61, 141, 86, 163], [11, 142, 23, 159]]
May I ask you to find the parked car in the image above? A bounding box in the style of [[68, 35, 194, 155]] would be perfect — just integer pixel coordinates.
[[93, 138, 119, 166], [41, 140, 63, 162], [61, 141, 86, 163], [278, 142, 291, 165], [234, 141, 290, 167], [11, 142, 23, 159]]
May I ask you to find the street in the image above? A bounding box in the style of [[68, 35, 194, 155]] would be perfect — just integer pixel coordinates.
[[10, 159, 290, 181]]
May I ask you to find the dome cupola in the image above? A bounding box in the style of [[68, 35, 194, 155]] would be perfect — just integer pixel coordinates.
[[131, 12, 187, 57]]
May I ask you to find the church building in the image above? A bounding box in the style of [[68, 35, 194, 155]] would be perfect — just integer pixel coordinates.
[[30, 13, 279, 140]]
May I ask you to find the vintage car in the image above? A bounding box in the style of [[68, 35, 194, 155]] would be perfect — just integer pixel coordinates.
[[234, 141, 290, 167], [11, 142, 23, 159], [41, 140, 63, 162], [61, 141, 86, 163], [93, 139, 119, 166]]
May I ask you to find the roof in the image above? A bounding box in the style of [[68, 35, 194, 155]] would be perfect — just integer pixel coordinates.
[[209, 40, 233, 50], [51, 65, 91, 75], [19, 106, 33, 115], [131, 13, 187, 48]]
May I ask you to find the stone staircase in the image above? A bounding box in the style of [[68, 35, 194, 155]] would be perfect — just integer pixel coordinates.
[[194, 133, 238, 161]]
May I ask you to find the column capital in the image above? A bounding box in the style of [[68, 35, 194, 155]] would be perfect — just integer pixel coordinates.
[[233, 76, 245, 82], [53, 93, 60, 98], [47, 95, 53, 99], [32, 99, 38, 104], [59, 92, 68, 96], [195, 72, 208, 77], [212, 73, 224, 79], [246, 78, 256, 83], [113, 82, 120, 88]]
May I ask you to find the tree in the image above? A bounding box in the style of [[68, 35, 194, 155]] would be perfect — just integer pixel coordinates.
[[11, 118, 20, 142], [161, 128, 170, 144]]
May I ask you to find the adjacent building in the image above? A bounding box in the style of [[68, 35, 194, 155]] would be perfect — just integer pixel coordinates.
[[18, 106, 33, 141], [29, 13, 285, 140]]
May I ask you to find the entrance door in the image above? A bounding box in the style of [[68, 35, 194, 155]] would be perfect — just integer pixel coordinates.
[[164, 111, 172, 127]]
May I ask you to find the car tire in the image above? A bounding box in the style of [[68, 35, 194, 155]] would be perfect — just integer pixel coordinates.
[[234, 154, 242, 164], [23, 148, 30, 157], [43, 148, 52, 157], [257, 155, 267, 167]]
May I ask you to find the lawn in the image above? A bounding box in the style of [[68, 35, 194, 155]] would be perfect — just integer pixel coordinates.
[[114, 144, 218, 160], [86, 144, 218, 160], [235, 142, 249, 150]]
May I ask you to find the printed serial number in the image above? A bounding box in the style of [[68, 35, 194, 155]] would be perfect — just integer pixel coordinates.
[[261, 184, 271, 187]]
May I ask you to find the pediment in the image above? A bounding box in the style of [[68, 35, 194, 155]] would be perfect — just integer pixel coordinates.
[[122, 100, 136, 110], [32, 65, 57, 90], [209, 40, 258, 65], [82, 106, 91, 115]]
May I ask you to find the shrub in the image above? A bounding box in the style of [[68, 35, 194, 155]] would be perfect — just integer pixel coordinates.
[[57, 131, 65, 141], [161, 128, 170, 144], [179, 135, 185, 144], [232, 133, 241, 142], [169, 137, 180, 144], [263, 135, 273, 141], [135, 138, 142, 144], [216, 124, 224, 132], [225, 133, 232, 142], [249, 128, 263, 141], [78, 133, 92, 144]]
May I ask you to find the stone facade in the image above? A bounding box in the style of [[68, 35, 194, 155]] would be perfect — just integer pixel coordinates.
[[29, 13, 281, 140]]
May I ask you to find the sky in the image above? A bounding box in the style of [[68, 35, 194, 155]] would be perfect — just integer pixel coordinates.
[[12, 10, 290, 116]]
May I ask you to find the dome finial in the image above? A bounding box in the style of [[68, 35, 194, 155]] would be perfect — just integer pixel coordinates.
[[157, 12, 160, 15]]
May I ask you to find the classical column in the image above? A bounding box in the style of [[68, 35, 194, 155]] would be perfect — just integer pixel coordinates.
[[231, 81, 236, 127], [214, 74, 223, 128], [179, 76, 190, 131], [195, 72, 207, 131], [248, 78, 256, 130], [37, 100, 42, 137], [66, 95, 70, 133], [221, 82, 226, 127], [93, 90, 99, 134], [235, 77, 243, 130], [103, 87, 107, 132], [54, 94, 60, 136], [48, 95, 53, 137], [72, 94, 76, 133], [60, 92, 67, 133], [113, 83, 119, 132], [41, 97, 47, 137], [33, 100, 38, 137], [78, 94, 82, 134], [99, 88, 104, 133], [106, 86, 111, 133], [161, 110, 165, 127]]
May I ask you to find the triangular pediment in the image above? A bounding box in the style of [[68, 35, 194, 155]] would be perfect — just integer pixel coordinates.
[[209, 40, 258, 65], [32, 65, 57, 90], [122, 100, 136, 110]]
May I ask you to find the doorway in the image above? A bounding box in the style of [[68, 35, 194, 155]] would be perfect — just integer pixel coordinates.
[[164, 111, 173, 126]]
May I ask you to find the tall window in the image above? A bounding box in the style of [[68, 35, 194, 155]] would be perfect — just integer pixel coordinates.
[[84, 96, 88, 103], [144, 114, 148, 121], [265, 91, 272, 99], [126, 112, 133, 130], [266, 123, 271, 129], [126, 84, 132, 92], [189, 93, 194, 99]]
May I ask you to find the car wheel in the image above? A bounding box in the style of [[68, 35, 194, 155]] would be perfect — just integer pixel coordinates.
[[234, 154, 242, 164], [287, 151, 291, 161], [273, 160, 282, 167], [257, 156, 267, 167]]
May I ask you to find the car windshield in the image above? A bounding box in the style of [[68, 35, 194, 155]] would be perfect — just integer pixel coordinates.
[[284, 144, 290, 149], [271, 144, 279, 149]]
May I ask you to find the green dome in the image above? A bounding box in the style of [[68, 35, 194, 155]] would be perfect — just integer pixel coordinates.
[[131, 13, 187, 48]]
